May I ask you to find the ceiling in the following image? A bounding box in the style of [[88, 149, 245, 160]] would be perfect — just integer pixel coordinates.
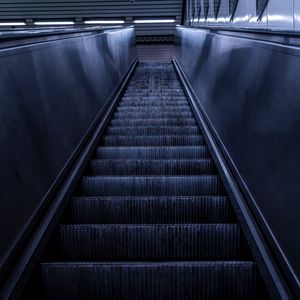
[[0, 0, 184, 40]]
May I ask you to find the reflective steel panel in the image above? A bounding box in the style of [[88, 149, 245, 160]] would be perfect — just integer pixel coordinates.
[[0, 27, 136, 276], [174, 26, 300, 291]]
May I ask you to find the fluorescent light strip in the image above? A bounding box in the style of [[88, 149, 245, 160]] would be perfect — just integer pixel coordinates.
[[84, 20, 124, 24], [34, 21, 74, 25], [0, 22, 25, 26], [134, 19, 175, 24]]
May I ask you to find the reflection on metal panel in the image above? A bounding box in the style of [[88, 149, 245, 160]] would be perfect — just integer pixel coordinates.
[[214, 0, 221, 19], [0, 27, 136, 279], [229, 0, 239, 20], [174, 26, 300, 295], [186, 0, 298, 32], [256, 0, 269, 19], [204, 0, 209, 20], [197, 0, 202, 21], [267, 0, 294, 31]]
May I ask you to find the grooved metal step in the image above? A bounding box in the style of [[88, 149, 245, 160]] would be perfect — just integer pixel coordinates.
[[95, 146, 210, 159], [110, 118, 197, 126], [119, 100, 189, 106], [68, 196, 235, 224], [113, 111, 194, 119], [40, 262, 258, 300], [88, 159, 216, 175], [100, 135, 204, 146], [116, 106, 191, 112], [54, 224, 241, 260], [105, 126, 200, 135], [79, 176, 225, 197]]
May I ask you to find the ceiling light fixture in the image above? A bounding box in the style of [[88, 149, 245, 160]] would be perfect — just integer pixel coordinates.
[[134, 19, 176, 24], [0, 22, 26, 26], [34, 21, 74, 25], [84, 20, 125, 24]]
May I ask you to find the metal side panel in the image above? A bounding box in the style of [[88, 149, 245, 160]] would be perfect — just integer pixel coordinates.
[[0, 27, 137, 283], [174, 26, 300, 297]]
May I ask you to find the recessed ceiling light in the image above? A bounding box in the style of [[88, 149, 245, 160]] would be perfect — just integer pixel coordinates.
[[34, 21, 74, 25], [84, 20, 125, 24], [134, 19, 175, 24], [0, 22, 26, 26]]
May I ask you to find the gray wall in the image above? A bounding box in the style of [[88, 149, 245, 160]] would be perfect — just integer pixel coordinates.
[[186, 0, 300, 32], [0, 27, 136, 277], [175, 26, 300, 291]]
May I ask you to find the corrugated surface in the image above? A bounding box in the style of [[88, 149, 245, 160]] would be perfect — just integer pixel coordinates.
[[88, 159, 216, 175], [80, 176, 225, 196], [137, 44, 174, 63], [96, 146, 210, 159], [68, 196, 235, 224], [40, 262, 258, 300], [56, 224, 241, 260]]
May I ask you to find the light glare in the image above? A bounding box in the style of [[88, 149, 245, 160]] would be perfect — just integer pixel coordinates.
[[84, 20, 124, 24], [134, 19, 175, 24], [34, 21, 74, 25], [0, 22, 25, 26]]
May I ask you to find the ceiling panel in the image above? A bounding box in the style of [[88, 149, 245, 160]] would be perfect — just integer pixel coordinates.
[[0, 0, 183, 37]]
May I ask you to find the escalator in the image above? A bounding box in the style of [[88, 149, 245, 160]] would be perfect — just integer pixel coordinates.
[[26, 63, 268, 299]]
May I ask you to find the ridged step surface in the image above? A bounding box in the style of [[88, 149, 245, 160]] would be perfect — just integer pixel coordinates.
[[110, 118, 197, 126], [88, 159, 215, 175], [96, 146, 210, 159], [80, 176, 225, 196], [40, 262, 258, 300], [123, 92, 185, 96], [100, 135, 204, 146], [119, 100, 189, 106], [116, 105, 191, 113], [105, 126, 200, 135], [54, 224, 242, 260], [67, 196, 235, 224], [113, 111, 194, 119]]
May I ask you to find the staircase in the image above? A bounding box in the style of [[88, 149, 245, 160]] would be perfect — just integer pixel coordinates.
[[35, 63, 266, 299]]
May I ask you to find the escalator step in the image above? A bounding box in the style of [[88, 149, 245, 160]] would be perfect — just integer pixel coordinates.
[[40, 262, 258, 300], [105, 126, 199, 135], [113, 112, 194, 119], [119, 100, 189, 106], [123, 91, 185, 95], [100, 135, 204, 146], [68, 196, 235, 224], [95, 146, 210, 159], [116, 106, 191, 112], [88, 159, 215, 175], [55, 224, 241, 260], [110, 118, 197, 126], [122, 95, 186, 99], [121, 96, 187, 100], [79, 176, 225, 196]]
